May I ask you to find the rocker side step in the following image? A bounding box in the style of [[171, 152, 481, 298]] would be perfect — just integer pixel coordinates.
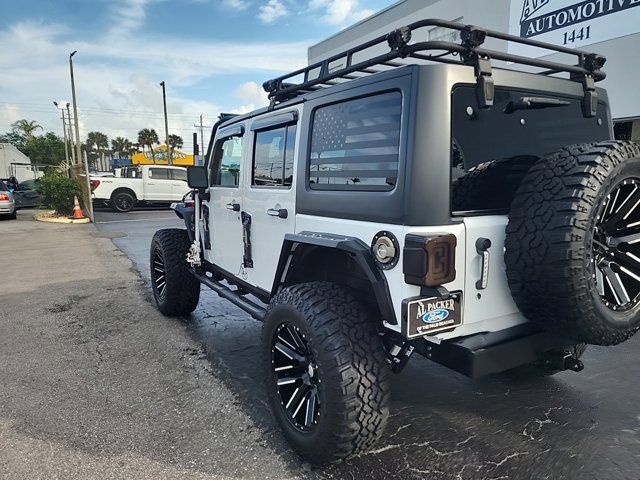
[[194, 272, 266, 320]]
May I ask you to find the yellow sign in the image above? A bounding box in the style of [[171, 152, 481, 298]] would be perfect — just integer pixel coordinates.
[[132, 145, 194, 165]]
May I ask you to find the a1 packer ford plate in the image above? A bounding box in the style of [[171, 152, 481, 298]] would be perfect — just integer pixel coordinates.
[[403, 292, 462, 338]]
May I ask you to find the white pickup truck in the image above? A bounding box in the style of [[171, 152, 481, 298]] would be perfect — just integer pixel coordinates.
[[91, 165, 192, 212]]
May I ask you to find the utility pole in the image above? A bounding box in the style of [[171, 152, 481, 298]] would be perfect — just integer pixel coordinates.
[[194, 115, 210, 165], [53, 102, 70, 168], [69, 50, 94, 222], [160, 81, 171, 165], [65, 103, 76, 164]]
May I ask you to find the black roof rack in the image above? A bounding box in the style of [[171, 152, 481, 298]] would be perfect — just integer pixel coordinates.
[[263, 19, 606, 117]]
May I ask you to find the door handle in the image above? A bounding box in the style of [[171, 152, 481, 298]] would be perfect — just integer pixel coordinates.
[[226, 202, 240, 212], [267, 208, 288, 219], [475, 237, 491, 290]]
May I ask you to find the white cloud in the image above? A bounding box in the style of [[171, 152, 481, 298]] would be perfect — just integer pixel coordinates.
[[109, 0, 151, 35], [230, 81, 270, 114], [221, 0, 251, 10], [235, 81, 269, 107], [308, 0, 373, 26], [258, 0, 288, 24], [0, 17, 307, 145]]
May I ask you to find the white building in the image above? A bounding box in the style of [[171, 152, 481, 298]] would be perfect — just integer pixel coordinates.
[[0, 143, 41, 182], [309, 0, 640, 139]]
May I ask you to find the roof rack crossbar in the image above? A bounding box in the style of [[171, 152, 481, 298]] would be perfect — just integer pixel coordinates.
[[263, 18, 606, 116]]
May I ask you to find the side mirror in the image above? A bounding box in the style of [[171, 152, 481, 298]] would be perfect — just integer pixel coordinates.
[[187, 166, 208, 189]]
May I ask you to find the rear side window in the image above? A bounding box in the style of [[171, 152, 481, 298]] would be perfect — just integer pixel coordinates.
[[149, 168, 169, 180], [171, 169, 187, 182], [253, 124, 296, 187], [309, 91, 401, 191]]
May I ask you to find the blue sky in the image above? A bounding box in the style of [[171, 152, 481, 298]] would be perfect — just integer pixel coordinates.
[[0, 0, 393, 150]]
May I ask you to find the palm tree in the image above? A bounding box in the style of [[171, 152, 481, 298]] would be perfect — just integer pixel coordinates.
[[111, 137, 132, 158], [86, 131, 109, 170], [138, 128, 159, 162], [167, 134, 183, 160], [11, 119, 43, 140]]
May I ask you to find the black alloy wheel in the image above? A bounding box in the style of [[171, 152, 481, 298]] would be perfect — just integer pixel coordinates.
[[112, 192, 134, 212], [152, 248, 167, 302], [593, 178, 640, 311], [271, 322, 321, 431]]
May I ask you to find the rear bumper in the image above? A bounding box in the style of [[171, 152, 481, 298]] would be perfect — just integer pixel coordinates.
[[0, 201, 15, 214], [412, 324, 579, 378]]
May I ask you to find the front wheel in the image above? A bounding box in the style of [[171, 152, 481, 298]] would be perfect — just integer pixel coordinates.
[[263, 282, 391, 465], [150, 229, 200, 316]]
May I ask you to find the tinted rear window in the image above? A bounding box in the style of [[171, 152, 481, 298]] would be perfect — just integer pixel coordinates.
[[309, 91, 401, 191], [0, 181, 8, 191], [451, 85, 611, 214]]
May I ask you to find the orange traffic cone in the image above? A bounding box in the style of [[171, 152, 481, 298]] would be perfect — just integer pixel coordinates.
[[73, 195, 84, 219]]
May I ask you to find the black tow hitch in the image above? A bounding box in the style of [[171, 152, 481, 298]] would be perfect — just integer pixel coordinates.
[[548, 351, 585, 373], [385, 338, 415, 373]]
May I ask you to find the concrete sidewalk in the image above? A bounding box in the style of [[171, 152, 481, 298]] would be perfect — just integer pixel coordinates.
[[0, 212, 300, 480]]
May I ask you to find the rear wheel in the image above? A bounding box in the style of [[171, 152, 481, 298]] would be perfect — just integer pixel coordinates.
[[150, 229, 200, 316], [111, 191, 135, 212], [263, 282, 391, 465]]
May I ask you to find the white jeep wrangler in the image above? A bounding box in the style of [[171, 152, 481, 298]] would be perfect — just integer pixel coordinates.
[[150, 20, 640, 465]]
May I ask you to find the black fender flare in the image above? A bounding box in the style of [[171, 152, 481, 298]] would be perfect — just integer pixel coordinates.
[[172, 203, 195, 242], [271, 232, 397, 325]]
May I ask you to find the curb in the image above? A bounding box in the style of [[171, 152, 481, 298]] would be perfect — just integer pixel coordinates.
[[34, 211, 91, 224]]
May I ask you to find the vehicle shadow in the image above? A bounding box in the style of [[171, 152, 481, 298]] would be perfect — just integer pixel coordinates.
[[186, 297, 630, 480]]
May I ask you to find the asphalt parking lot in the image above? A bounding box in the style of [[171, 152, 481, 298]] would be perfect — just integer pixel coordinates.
[[92, 206, 640, 480]]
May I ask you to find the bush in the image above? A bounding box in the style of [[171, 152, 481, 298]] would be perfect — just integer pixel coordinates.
[[38, 173, 83, 216]]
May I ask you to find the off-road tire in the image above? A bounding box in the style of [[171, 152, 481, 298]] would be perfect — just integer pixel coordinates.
[[505, 141, 640, 346], [111, 191, 135, 213], [150, 229, 200, 316], [263, 282, 391, 465]]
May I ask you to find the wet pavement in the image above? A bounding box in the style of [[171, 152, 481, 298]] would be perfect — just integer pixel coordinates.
[[95, 207, 640, 480]]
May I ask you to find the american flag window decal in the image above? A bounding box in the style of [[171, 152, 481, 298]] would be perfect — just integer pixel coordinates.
[[309, 91, 401, 191]]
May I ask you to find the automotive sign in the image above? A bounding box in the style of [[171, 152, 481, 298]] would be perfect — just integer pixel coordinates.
[[508, 0, 640, 56]]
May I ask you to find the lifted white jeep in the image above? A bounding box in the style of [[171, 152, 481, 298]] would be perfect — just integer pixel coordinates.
[[150, 19, 640, 465]]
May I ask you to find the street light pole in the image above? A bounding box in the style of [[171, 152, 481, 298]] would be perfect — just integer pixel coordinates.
[[53, 101, 70, 168], [65, 103, 76, 164], [160, 81, 171, 165], [69, 50, 94, 222]]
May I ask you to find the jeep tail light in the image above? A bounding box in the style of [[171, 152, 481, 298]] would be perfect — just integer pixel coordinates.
[[90, 179, 100, 191], [0, 193, 10, 201], [403, 234, 456, 287]]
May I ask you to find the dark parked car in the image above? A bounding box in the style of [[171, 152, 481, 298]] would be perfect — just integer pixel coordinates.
[[11, 179, 41, 208]]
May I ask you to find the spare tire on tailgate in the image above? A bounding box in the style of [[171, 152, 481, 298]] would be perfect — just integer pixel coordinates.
[[505, 141, 640, 346]]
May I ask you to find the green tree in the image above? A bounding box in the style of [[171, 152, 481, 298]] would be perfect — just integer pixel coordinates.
[[167, 134, 183, 158], [137, 128, 159, 162], [11, 119, 43, 140], [111, 137, 132, 158], [20, 132, 66, 166]]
